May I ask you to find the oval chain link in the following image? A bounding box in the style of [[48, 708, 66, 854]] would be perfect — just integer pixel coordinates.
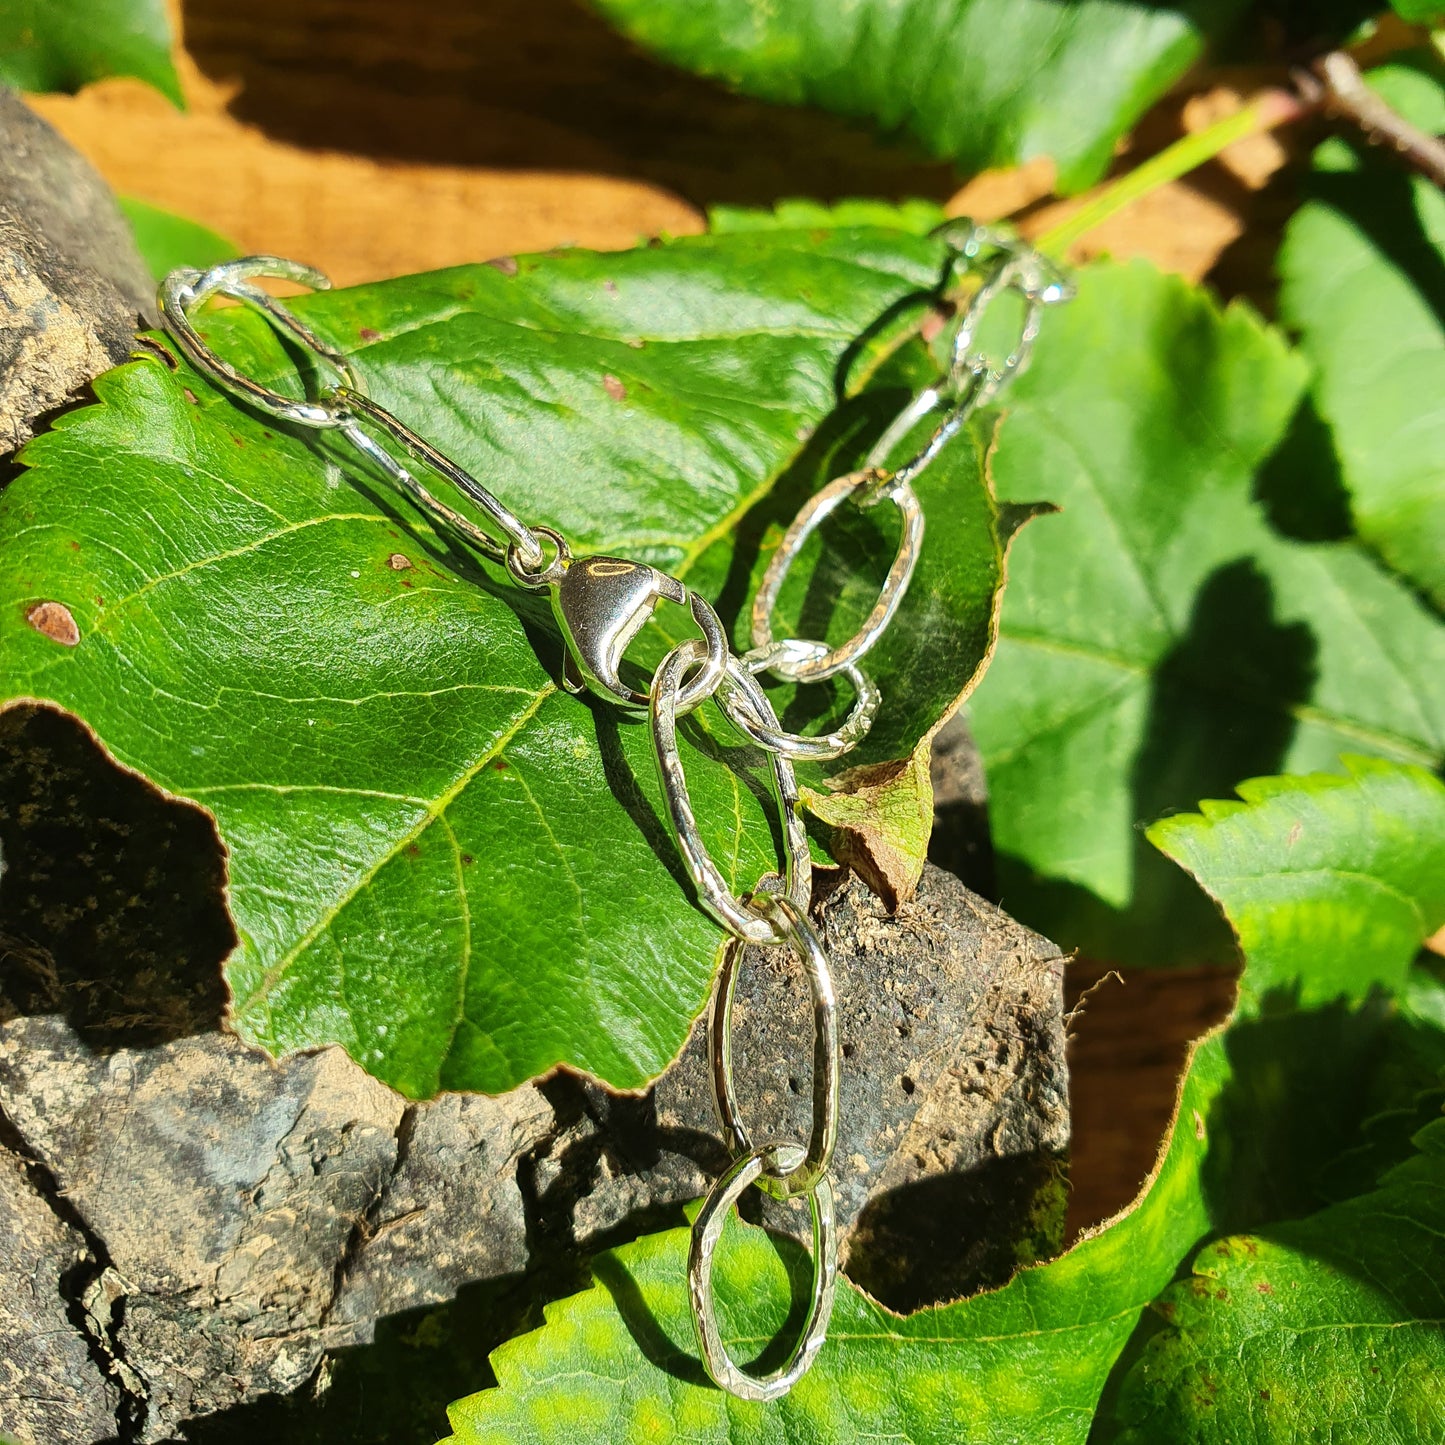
[[709, 893, 839, 1198], [158, 226, 1068, 1402], [688, 1142, 838, 1402], [650, 642, 811, 944]]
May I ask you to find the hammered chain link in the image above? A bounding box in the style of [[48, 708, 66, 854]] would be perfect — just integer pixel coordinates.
[[159, 220, 1071, 1401]]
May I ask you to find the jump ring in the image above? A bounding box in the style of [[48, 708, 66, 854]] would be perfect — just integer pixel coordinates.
[[750, 470, 924, 683], [650, 646, 810, 944], [710, 893, 839, 1199], [688, 1143, 837, 1401], [505, 526, 571, 588]]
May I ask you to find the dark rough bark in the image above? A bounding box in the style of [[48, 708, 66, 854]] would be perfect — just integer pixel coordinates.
[[0, 869, 1065, 1442], [0, 1143, 119, 1440], [0, 88, 153, 454], [0, 701, 1063, 1442]]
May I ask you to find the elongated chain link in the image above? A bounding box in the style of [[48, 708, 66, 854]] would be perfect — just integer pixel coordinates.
[[158, 223, 1071, 1401]]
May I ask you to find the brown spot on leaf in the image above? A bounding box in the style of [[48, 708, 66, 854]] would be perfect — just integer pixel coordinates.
[[68, 540, 80, 551], [1260, 1389, 1272, 1402], [602, 373, 627, 402], [486, 255, 519, 276], [388, 553, 413, 571], [1193, 1108, 1207, 1141], [359, 327, 381, 342], [183, 387, 199, 405], [1214, 1288, 1229, 1300], [26, 601, 80, 646], [461, 854, 474, 866], [603, 279, 618, 294], [493, 758, 509, 771], [1256, 1280, 1274, 1294], [405, 843, 421, 857]]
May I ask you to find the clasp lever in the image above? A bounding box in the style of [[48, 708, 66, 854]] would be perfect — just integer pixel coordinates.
[[551, 556, 727, 712]]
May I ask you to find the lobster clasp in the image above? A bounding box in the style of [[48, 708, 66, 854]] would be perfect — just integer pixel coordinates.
[[551, 556, 728, 711]]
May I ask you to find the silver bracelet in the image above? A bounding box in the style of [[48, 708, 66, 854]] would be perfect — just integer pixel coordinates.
[[157, 220, 1071, 1400]]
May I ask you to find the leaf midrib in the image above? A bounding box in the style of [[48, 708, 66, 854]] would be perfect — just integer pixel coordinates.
[[248, 681, 558, 1015], [1000, 629, 1440, 768]]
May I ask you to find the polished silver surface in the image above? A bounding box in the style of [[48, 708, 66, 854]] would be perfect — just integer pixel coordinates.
[[503, 524, 571, 589], [551, 557, 726, 711], [750, 468, 925, 684], [159, 257, 358, 429], [334, 387, 544, 570], [710, 894, 838, 1199], [338, 419, 505, 562], [688, 1142, 838, 1402], [722, 639, 879, 761], [862, 383, 945, 480], [934, 219, 1076, 414], [160, 230, 1070, 1403], [650, 644, 810, 944], [158, 258, 557, 574]]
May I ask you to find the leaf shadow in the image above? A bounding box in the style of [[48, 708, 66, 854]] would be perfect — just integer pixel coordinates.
[[177, 0, 960, 215], [1308, 146, 1445, 333], [846, 1150, 1068, 1314], [1251, 391, 1353, 543], [1089, 983, 1445, 1441], [593, 1224, 815, 1391], [0, 703, 235, 1051], [994, 558, 1320, 966]]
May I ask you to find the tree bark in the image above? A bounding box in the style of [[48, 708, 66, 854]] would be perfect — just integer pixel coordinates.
[[0, 708, 1067, 1443], [0, 90, 153, 454]]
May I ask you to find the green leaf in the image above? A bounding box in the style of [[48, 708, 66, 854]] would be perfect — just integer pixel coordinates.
[[1278, 58, 1445, 612], [709, 198, 948, 235], [0, 0, 182, 105], [443, 756, 1445, 1442], [445, 1029, 1237, 1445], [118, 196, 239, 283], [1392, 1, 1445, 23], [1149, 757, 1445, 1012], [592, 0, 1249, 194], [1098, 1117, 1445, 1443], [799, 747, 935, 907], [444, 1006, 1437, 1442], [968, 259, 1445, 965], [0, 227, 1013, 1098]]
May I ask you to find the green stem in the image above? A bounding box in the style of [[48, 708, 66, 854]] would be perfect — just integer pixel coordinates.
[[1036, 91, 1305, 257]]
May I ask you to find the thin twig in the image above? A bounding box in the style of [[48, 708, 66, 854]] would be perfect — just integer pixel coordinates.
[[1036, 89, 1308, 257], [1307, 50, 1445, 188]]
